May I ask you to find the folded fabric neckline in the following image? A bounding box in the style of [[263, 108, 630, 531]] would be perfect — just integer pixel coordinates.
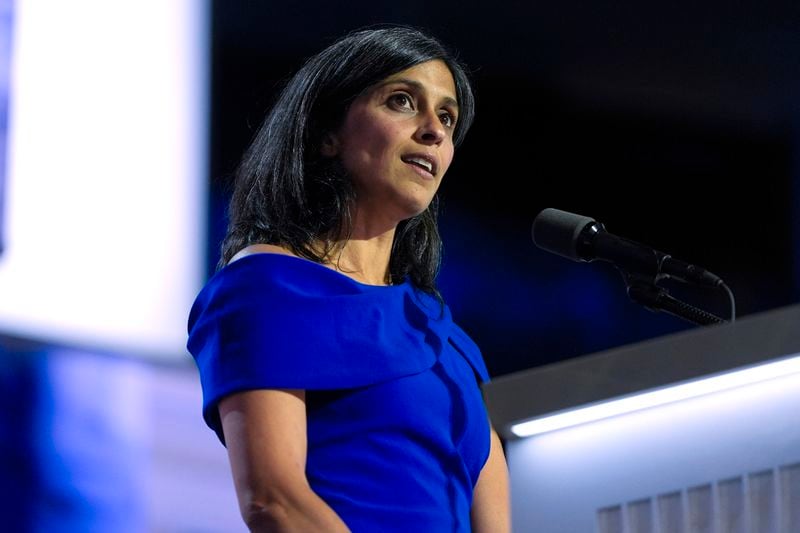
[[227, 251, 401, 290]]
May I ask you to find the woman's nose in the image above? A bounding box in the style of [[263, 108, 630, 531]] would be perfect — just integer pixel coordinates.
[[414, 109, 446, 145]]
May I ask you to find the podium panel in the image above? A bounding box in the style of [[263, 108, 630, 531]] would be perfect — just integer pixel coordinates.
[[483, 304, 800, 532]]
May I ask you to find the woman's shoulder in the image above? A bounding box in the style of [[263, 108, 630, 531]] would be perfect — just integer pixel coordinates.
[[204, 244, 370, 299], [228, 243, 295, 265]]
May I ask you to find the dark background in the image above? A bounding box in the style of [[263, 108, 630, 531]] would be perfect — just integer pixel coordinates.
[[207, 1, 800, 378]]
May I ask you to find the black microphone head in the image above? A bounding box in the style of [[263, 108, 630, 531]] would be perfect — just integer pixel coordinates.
[[531, 208, 597, 261]]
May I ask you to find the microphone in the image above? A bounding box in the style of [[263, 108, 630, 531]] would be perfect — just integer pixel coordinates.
[[531, 208, 724, 288]]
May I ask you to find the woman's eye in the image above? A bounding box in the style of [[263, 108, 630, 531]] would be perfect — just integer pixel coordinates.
[[439, 112, 456, 128], [389, 93, 413, 110]]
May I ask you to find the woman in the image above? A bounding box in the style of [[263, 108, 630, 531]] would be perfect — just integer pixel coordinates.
[[187, 24, 510, 532]]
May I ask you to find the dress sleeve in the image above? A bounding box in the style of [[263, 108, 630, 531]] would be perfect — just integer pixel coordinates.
[[448, 323, 491, 384], [186, 254, 439, 443]]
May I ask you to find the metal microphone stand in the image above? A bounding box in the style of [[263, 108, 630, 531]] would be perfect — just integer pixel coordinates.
[[621, 271, 728, 326]]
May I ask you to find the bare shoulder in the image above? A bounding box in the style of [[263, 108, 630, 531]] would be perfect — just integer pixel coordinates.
[[228, 243, 295, 265]]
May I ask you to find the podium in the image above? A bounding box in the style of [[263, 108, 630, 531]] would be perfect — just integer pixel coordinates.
[[483, 303, 800, 533]]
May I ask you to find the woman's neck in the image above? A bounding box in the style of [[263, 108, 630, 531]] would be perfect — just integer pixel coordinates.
[[322, 231, 395, 286]]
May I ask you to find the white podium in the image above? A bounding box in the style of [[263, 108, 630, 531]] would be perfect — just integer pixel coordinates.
[[483, 303, 800, 533]]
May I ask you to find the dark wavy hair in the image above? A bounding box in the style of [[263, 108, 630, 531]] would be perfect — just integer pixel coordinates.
[[218, 24, 475, 299]]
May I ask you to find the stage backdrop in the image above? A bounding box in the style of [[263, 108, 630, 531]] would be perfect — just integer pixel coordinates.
[[0, 0, 208, 361]]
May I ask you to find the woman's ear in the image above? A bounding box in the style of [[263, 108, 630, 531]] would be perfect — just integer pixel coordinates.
[[320, 132, 339, 157]]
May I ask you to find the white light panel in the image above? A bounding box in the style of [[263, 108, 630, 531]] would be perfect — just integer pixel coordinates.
[[511, 354, 800, 437], [0, 0, 208, 360]]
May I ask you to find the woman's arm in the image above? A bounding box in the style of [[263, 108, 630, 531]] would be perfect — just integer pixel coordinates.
[[219, 389, 351, 532], [471, 427, 511, 533]]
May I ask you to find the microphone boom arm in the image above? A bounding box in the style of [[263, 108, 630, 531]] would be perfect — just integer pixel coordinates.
[[622, 271, 727, 326]]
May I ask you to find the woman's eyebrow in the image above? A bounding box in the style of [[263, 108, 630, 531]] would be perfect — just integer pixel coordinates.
[[378, 78, 459, 109]]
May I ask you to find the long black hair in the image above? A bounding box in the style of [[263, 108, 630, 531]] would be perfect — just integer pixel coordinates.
[[219, 24, 475, 298]]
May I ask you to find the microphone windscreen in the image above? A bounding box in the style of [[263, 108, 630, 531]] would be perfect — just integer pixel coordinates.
[[531, 208, 596, 261]]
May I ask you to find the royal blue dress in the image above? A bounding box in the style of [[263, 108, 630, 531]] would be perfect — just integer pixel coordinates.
[[187, 253, 491, 532]]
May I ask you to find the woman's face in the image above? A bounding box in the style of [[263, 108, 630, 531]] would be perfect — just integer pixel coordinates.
[[322, 59, 459, 226]]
